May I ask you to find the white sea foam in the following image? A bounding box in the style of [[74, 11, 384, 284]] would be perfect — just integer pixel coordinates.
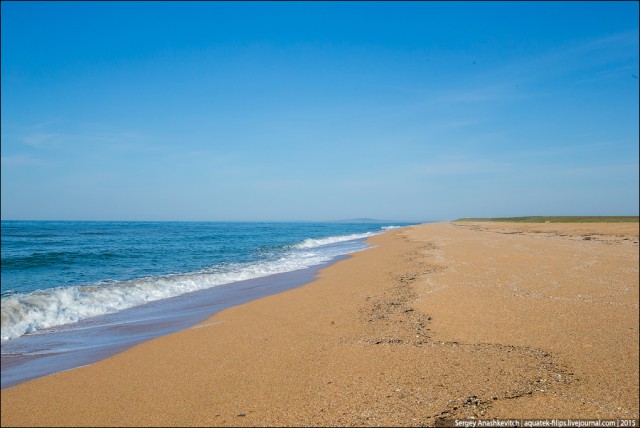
[[293, 232, 377, 249], [1, 231, 383, 341]]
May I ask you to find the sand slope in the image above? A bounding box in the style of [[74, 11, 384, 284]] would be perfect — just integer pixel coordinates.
[[2, 222, 638, 426]]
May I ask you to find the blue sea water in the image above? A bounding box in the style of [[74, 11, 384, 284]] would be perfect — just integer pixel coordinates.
[[1, 220, 413, 388]]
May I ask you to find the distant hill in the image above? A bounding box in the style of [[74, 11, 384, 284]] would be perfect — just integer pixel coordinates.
[[336, 218, 391, 223], [335, 218, 426, 223]]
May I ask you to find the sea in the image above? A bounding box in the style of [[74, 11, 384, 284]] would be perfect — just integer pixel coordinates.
[[1, 220, 414, 388]]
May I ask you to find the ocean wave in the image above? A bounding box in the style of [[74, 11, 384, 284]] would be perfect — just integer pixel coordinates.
[[291, 225, 407, 249], [2, 250, 123, 269], [292, 232, 377, 249], [1, 230, 380, 341], [2, 233, 59, 238]]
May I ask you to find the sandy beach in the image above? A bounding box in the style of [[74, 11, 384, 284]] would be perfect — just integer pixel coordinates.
[[1, 221, 638, 426]]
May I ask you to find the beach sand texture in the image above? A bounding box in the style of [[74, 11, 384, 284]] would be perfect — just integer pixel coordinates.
[[1, 222, 638, 426]]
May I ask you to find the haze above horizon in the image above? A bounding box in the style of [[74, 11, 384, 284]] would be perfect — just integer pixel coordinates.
[[2, 2, 638, 221]]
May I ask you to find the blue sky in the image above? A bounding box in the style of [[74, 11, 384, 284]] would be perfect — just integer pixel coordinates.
[[2, 1, 638, 221]]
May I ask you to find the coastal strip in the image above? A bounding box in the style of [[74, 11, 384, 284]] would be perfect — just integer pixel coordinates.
[[1, 222, 638, 426]]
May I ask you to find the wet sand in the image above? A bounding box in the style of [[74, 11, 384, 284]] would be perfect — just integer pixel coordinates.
[[1, 221, 638, 426]]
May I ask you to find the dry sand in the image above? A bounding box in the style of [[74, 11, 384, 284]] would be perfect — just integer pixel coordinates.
[[1, 221, 638, 426]]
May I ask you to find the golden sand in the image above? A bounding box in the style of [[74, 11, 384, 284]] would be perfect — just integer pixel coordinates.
[[1, 222, 638, 426]]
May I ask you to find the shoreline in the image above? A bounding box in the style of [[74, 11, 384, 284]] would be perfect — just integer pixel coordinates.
[[2, 222, 638, 426], [1, 253, 353, 390]]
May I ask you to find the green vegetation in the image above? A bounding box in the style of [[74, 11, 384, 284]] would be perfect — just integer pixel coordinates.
[[454, 216, 639, 223]]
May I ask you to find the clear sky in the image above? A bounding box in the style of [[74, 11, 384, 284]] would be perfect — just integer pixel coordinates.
[[1, 1, 638, 221]]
